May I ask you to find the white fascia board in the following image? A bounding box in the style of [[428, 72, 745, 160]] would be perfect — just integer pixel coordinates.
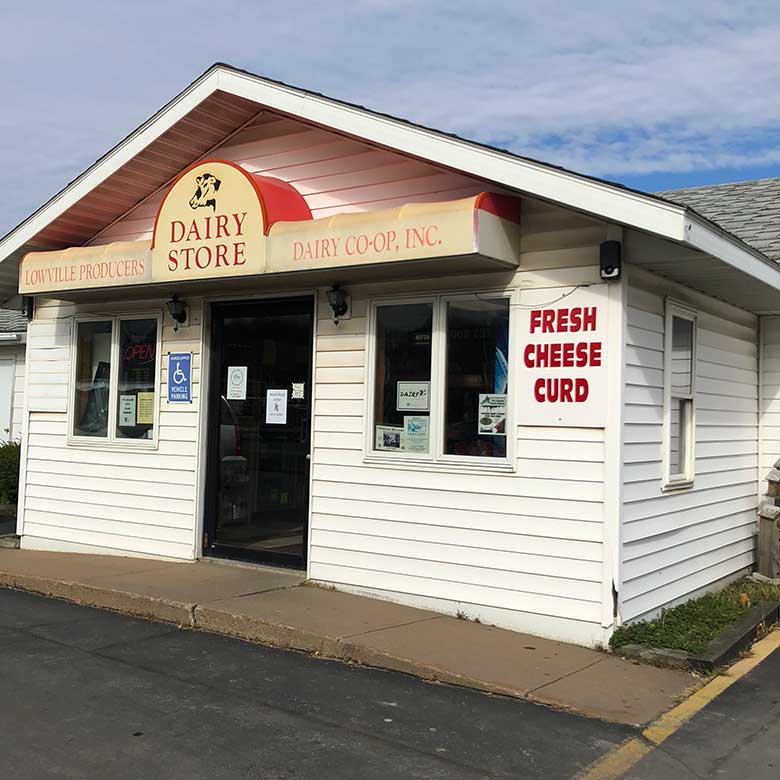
[[0, 70, 221, 263], [218, 69, 689, 241], [684, 213, 780, 294]]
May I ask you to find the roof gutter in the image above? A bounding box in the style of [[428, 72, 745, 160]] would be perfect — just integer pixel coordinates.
[[683, 211, 780, 294]]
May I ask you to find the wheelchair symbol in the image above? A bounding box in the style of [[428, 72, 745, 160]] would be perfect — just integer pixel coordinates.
[[172, 362, 186, 385]]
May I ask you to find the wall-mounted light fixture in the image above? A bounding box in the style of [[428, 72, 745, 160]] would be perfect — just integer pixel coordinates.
[[326, 284, 348, 325], [166, 295, 187, 332]]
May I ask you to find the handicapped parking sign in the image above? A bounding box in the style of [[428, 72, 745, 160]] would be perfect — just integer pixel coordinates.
[[168, 352, 192, 403]]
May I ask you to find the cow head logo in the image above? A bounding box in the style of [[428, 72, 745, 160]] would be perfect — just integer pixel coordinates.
[[189, 172, 221, 211]]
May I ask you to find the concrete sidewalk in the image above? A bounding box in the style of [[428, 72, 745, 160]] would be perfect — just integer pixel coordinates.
[[0, 548, 695, 725]]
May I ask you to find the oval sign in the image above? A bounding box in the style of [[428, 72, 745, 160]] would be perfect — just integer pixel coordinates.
[[152, 160, 267, 282]]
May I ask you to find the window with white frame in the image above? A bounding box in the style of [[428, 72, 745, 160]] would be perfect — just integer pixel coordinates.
[[664, 302, 696, 485], [369, 293, 511, 463], [71, 314, 160, 443]]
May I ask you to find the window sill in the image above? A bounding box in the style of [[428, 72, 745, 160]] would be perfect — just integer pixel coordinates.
[[67, 437, 159, 452], [662, 479, 694, 493], [362, 453, 515, 476]]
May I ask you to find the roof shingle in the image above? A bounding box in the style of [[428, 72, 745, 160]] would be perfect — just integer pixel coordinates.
[[661, 178, 780, 263]]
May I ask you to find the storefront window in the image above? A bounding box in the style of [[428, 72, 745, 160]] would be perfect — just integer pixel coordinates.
[[116, 318, 158, 440], [373, 302, 432, 454], [71, 314, 160, 444], [444, 298, 510, 458], [73, 320, 112, 437]]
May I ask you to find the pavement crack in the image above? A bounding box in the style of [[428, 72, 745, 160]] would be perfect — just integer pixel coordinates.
[[342, 615, 444, 640], [527, 657, 605, 694], [650, 741, 706, 778]]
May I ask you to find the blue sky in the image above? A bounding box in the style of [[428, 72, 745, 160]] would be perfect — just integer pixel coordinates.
[[2, 0, 780, 236]]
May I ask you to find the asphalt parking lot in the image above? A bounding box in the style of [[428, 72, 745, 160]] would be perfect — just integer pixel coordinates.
[[0, 588, 631, 779]]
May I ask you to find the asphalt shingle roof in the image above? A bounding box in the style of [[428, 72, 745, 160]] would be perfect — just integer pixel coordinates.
[[660, 178, 780, 263]]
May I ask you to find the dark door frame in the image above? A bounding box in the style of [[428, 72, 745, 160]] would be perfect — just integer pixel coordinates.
[[202, 295, 314, 569]]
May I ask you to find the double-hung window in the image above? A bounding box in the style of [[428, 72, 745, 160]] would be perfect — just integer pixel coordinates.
[[664, 302, 696, 487], [369, 293, 512, 465], [71, 314, 161, 445]]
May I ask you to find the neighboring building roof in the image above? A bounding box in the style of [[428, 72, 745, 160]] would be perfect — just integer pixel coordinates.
[[0, 309, 26, 334], [661, 178, 780, 263]]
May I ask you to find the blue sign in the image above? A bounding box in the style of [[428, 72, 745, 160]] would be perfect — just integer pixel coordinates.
[[168, 352, 192, 403]]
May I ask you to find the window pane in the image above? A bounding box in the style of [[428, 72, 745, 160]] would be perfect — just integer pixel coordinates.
[[445, 298, 510, 458], [116, 318, 158, 440], [669, 397, 691, 478], [373, 303, 432, 454], [74, 320, 112, 437], [671, 316, 694, 395]]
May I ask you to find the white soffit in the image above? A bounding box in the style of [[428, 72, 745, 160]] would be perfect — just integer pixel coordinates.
[[2, 63, 780, 308]]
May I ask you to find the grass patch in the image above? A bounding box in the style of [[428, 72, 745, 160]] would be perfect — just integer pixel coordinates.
[[610, 577, 780, 655]]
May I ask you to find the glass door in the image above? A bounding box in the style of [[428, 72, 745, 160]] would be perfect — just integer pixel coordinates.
[[205, 297, 314, 566]]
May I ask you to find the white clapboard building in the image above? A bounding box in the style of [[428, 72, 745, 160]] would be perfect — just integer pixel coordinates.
[[0, 64, 778, 646], [0, 309, 27, 443]]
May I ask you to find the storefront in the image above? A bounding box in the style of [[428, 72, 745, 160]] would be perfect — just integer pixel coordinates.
[[3, 64, 780, 646]]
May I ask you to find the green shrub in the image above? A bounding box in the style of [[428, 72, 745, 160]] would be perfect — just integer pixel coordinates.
[[610, 578, 780, 654], [0, 441, 21, 504]]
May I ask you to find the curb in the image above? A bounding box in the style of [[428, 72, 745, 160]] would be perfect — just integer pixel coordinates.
[[1, 573, 533, 703], [0, 572, 690, 725], [0, 572, 194, 627], [689, 600, 780, 672], [193, 604, 534, 701], [617, 601, 780, 673]]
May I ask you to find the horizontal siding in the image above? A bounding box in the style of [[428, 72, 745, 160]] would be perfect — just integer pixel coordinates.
[[621, 267, 758, 623], [309, 241, 609, 640], [10, 343, 25, 440], [19, 298, 202, 559]]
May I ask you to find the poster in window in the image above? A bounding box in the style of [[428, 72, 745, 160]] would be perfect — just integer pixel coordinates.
[[266, 389, 288, 424], [119, 394, 137, 427], [478, 394, 507, 436], [397, 381, 430, 411], [227, 366, 247, 400], [404, 416, 430, 452], [375, 425, 404, 450], [136, 392, 155, 425]]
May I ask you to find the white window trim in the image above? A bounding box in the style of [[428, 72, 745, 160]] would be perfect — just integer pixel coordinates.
[[663, 299, 697, 489], [67, 311, 162, 450], [364, 290, 515, 473]]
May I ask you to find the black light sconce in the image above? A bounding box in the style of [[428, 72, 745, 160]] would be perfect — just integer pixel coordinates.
[[166, 295, 188, 332], [326, 284, 348, 325]]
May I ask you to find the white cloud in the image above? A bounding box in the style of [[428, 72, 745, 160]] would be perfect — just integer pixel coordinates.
[[2, 0, 780, 234]]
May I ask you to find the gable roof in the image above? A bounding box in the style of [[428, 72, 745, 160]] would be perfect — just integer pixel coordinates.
[[661, 178, 780, 263], [2, 63, 780, 311]]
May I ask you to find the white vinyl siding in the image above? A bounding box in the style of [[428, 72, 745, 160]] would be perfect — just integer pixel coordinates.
[[0, 342, 25, 441], [309, 206, 612, 646], [18, 298, 203, 560], [11, 343, 26, 440], [621, 266, 758, 623]]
